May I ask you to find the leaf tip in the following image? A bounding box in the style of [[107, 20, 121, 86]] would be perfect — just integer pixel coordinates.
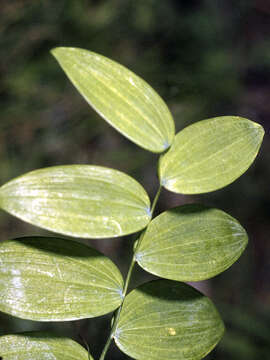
[[50, 47, 74, 61], [50, 46, 61, 58], [255, 121, 265, 141]]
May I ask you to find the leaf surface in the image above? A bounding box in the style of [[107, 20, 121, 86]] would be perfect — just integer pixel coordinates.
[[136, 204, 248, 281], [0, 332, 93, 360], [0, 237, 123, 320], [115, 280, 224, 360], [159, 116, 264, 194], [0, 165, 151, 238], [51, 47, 175, 153]]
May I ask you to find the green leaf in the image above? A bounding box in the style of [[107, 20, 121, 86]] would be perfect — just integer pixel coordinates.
[[0, 237, 123, 321], [159, 116, 264, 194], [0, 332, 93, 360], [0, 165, 151, 238], [115, 280, 225, 360], [136, 204, 248, 281], [51, 47, 175, 153]]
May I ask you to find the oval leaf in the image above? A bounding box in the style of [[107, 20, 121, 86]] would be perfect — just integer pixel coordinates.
[[136, 204, 248, 281], [0, 237, 123, 320], [0, 332, 93, 360], [115, 280, 225, 360], [0, 165, 151, 238], [159, 116, 264, 194], [51, 47, 175, 153]]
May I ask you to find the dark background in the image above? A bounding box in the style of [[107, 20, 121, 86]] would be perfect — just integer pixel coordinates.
[[0, 1, 269, 359]]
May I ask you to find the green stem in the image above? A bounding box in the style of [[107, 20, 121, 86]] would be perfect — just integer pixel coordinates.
[[151, 184, 162, 216], [98, 184, 162, 360], [98, 255, 136, 360]]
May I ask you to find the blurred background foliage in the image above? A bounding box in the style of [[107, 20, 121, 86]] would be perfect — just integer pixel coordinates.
[[0, 1, 269, 359]]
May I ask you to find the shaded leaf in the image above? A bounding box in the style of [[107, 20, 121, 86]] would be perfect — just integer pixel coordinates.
[[159, 116, 264, 194], [0, 332, 93, 360], [51, 47, 175, 153], [0, 165, 151, 238], [136, 204, 248, 281], [0, 237, 123, 321], [115, 280, 224, 360]]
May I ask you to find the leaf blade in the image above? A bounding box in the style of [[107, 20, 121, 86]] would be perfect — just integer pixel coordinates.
[[0, 332, 93, 360], [115, 280, 225, 360], [136, 204, 248, 281], [51, 47, 175, 153], [159, 116, 264, 194], [0, 237, 123, 321], [0, 165, 151, 238]]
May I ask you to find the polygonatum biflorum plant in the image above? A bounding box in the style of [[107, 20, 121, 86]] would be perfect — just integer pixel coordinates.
[[0, 47, 264, 360]]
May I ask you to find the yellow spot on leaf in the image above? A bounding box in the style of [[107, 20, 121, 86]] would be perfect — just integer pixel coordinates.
[[168, 327, 176, 336]]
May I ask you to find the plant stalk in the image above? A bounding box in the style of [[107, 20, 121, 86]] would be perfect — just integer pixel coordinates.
[[150, 184, 162, 216], [98, 184, 162, 360]]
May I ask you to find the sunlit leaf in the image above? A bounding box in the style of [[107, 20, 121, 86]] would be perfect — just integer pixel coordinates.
[[0, 332, 93, 360], [115, 280, 224, 360], [51, 47, 175, 153], [136, 204, 248, 281], [0, 165, 151, 238], [159, 116, 264, 194], [0, 237, 123, 321]]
